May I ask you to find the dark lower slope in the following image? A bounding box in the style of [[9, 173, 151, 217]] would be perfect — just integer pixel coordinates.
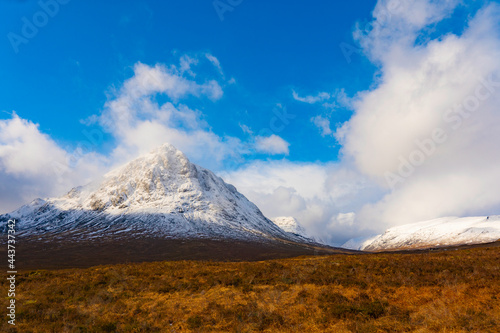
[[1, 207, 350, 269], [3, 234, 352, 270]]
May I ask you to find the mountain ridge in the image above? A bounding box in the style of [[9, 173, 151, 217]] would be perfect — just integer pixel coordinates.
[[0, 143, 346, 268], [342, 215, 500, 251], [2, 144, 302, 242]]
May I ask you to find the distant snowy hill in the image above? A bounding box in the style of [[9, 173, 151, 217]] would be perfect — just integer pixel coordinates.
[[272, 216, 310, 238], [342, 216, 500, 251], [0, 144, 308, 244], [341, 235, 381, 251]]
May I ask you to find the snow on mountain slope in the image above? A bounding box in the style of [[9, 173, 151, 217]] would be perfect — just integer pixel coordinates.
[[355, 216, 500, 251], [341, 235, 381, 251], [272, 217, 309, 238], [0, 144, 304, 243]]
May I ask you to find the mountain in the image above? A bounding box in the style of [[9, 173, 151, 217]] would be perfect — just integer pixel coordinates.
[[343, 216, 500, 251], [3, 144, 301, 242], [1, 144, 346, 268], [340, 235, 381, 251], [271, 216, 313, 240]]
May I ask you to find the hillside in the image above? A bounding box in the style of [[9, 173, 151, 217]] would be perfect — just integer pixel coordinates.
[[2, 243, 499, 332], [343, 216, 500, 251]]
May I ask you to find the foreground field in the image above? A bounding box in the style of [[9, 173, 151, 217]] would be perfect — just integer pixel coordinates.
[[2, 245, 500, 332]]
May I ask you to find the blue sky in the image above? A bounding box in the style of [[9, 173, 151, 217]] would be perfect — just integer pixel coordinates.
[[2, 0, 500, 244], [1, 0, 378, 163]]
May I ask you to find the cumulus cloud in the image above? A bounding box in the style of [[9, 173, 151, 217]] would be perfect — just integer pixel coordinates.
[[223, 0, 500, 245], [338, 1, 500, 226], [0, 114, 107, 213], [0, 54, 275, 213], [221, 161, 382, 244], [311, 115, 333, 136], [0, 114, 67, 176], [354, 0, 460, 63], [119, 61, 223, 103], [95, 56, 256, 171], [254, 135, 290, 155]]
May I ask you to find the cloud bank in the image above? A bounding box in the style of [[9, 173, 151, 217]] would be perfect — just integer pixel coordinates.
[[0, 114, 106, 213], [225, 0, 500, 244], [221, 161, 383, 244], [339, 1, 500, 226]]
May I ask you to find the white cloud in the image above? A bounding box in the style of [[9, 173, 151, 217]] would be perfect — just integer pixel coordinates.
[[254, 135, 290, 155], [96, 55, 293, 171], [205, 53, 224, 75], [239, 123, 253, 135], [292, 88, 351, 109], [336, 212, 356, 226], [97, 59, 251, 170], [0, 113, 67, 176], [0, 113, 107, 213], [120, 61, 223, 103], [294, 88, 351, 138], [223, 1, 500, 245], [179, 54, 199, 77], [311, 115, 333, 136], [355, 0, 460, 64], [220, 160, 382, 245], [292, 90, 331, 104], [0, 54, 245, 213], [337, 2, 500, 227]]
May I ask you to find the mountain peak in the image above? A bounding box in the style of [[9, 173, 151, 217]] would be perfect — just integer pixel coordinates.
[[4, 143, 307, 243], [107, 143, 194, 179], [82, 143, 200, 211]]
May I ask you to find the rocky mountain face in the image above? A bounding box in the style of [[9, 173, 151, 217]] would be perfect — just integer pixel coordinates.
[[1, 144, 305, 243]]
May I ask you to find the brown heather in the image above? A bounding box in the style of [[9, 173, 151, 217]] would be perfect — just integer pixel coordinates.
[[2, 245, 500, 332]]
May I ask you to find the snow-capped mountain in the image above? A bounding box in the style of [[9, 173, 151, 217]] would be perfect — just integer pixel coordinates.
[[343, 216, 500, 251], [0, 144, 307, 244], [340, 235, 381, 251], [272, 216, 310, 239]]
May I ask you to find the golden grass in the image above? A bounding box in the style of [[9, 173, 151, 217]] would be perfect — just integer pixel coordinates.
[[2, 246, 500, 332]]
